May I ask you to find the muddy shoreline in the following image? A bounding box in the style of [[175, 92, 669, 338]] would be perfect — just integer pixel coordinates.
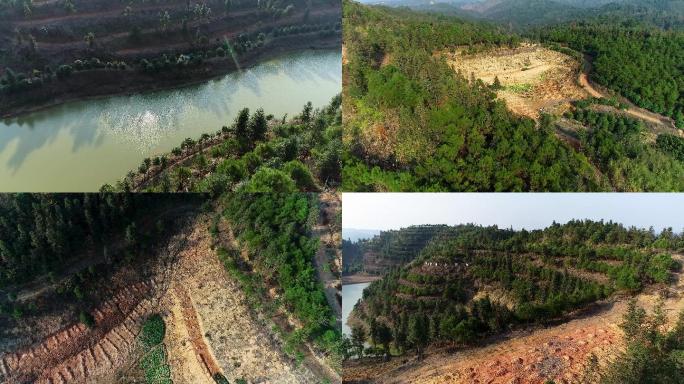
[[0, 35, 341, 119], [342, 274, 383, 285]]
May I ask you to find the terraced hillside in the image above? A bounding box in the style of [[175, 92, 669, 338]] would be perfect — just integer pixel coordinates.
[[0, 194, 203, 384], [342, 225, 449, 276], [0, 192, 343, 384], [343, 221, 684, 383], [0, 0, 341, 116]]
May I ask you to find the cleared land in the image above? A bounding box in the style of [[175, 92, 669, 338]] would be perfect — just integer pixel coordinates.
[[165, 215, 321, 383], [444, 44, 587, 120], [444, 44, 681, 138], [0, 208, 337, 384]]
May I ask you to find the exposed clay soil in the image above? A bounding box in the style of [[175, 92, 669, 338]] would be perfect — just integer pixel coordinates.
[[0, 210, 196, 384], [1, 205, 340, 384], [443, 44, 681, 138], [444, 44, 587, 120], [343, 254, 684, 384], [164, 214, 323, 384]]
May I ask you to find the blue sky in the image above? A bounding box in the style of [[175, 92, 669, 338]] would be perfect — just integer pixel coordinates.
[[342, 193, 684, 232]]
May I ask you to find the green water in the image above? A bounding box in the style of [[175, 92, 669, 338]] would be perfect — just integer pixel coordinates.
[[0, 50, 341, 192], [342, 282, 370, 337]]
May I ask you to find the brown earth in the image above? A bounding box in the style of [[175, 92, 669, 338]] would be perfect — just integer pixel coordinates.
[[342, 274, 383, 285], [444, 44, 586, 120], [443, 44, 680, 137], [0, 216, 191, 384], [163, 214, 324, 384], [0, 204, 198, 384], [343, 254, 684, 384], [1, 204, 340, 384]]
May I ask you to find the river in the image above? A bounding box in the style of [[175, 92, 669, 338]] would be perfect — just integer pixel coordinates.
[[342, 282, 371, 337], [0, 49, 341, 192]]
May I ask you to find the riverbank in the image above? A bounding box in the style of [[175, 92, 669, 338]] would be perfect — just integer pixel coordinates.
[[342, 274, 383, 285], [0, 50, 341, 192], [0, 34, 340, 119]]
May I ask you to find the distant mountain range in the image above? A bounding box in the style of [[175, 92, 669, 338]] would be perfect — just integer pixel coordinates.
[[342, 228, 382, 242], [360, 0, 684, 29]]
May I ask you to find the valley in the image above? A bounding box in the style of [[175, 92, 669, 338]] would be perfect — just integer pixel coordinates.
[[342, 0, 684, 192]]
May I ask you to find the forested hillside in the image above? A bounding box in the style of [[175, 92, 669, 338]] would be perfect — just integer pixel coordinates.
[[342, 0, 684, 191], [538, 24, 684, 128], [391, 0, 684, 29], [343, 225, 449, 275], [0, 193, 191, 288], [109, 96, 341, 194], [222, 192, 342, 367], [345, 220, 683, 359]]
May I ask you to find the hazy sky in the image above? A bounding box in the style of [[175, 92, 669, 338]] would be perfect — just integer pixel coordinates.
[[343, 193, 684, 232]]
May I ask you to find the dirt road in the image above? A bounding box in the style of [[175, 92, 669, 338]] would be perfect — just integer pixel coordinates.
[[344, 254, 684, 384], [313, 192, 342, 322], [578, 57, 680, 134]]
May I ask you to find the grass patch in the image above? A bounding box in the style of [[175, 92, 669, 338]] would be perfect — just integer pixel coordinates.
[[141, 314, 165, 348], [140, 315, 172, 384], [505, 83, 533, 93]]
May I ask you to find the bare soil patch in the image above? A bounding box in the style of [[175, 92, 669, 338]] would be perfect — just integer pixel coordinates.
[[165, 214, 322, 384], [0, 206, 337, 384], [444, 44, 588, 120], [342, 274, 383, 285], [0, 207, 198, 384]]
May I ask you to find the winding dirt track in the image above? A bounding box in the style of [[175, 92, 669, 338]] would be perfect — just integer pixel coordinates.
[[344, 254, 684, 384], [578, 60, 680, 134], [173, 284, 222, 380], [313, 192, 342, 321]]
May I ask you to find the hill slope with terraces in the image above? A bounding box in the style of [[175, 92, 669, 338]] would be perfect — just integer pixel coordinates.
[[343, 221, 684, 383], [342, 0, 684, 192], [0, 192, 343, 384], [0, 0, 341, 116]]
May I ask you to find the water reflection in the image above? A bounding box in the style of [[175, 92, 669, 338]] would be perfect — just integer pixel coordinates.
[[0, 49, 341, 191]]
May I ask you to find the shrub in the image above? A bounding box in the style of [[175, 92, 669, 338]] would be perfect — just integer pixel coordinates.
[[79, 310, 95, 328], [244, 168, 296, 192], [283, 160, 317, 190]]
